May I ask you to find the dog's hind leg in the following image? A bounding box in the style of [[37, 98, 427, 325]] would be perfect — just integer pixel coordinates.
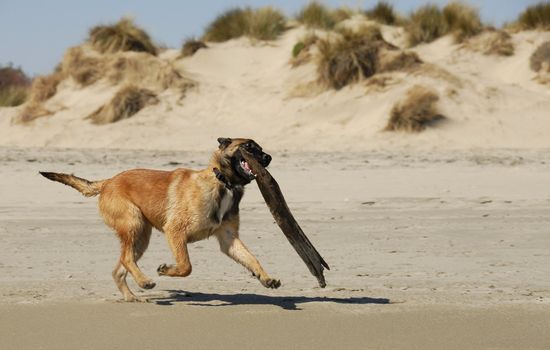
[[112, 222, 153, 302]]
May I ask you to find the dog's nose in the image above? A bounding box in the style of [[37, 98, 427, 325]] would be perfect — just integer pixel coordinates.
[[262, 153, 272, 167]]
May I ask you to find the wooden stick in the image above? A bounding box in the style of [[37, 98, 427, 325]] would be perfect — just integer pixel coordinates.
[[241, 150, 329, 288]]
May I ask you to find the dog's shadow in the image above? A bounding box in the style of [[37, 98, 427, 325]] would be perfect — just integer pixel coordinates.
[[151, 290, 390, 310]]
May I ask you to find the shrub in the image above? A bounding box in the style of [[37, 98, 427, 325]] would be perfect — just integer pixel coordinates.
[[517, 2, 550, 29], [386, 85, 445, 132], [248, 7, 286, 40], [443, 2, 483, 43], [465, 29, 514, 56], [290, 33, 318, 67], [379, 50, 423, 72], [13, 103, 52, 123], [61, 47, 105, 86], [332, 7, 354, 23], [203, 8, 252, 42], [89, 18, 158, 55], [406, 5, 448, 46], [28, 73, 63, 103], [530, 41, 550, 72], [317, 26, 385, 89], [366, 1, 397, 25], [181, 39, 208, 57], [296, 1, 336, 30], [88, 85, 158, 124], [203, 7, 286, 42], [0, 65, 30, 107]]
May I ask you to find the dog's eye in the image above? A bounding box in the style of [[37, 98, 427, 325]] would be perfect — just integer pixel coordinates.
[[244, 143, 252, 150]]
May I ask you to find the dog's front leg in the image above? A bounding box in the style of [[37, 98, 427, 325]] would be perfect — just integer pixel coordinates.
[[157, 226, 192, 278], [215, 219, 281, 289]]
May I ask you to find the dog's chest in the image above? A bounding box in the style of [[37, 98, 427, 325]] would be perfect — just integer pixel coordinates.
[[216, 188, 234, 223]]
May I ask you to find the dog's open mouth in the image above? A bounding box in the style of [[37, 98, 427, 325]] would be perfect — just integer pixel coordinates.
[[240, 160, 255, 177]]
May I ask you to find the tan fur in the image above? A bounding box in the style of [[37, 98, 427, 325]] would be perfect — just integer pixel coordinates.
[[40, 138, 279, 302]]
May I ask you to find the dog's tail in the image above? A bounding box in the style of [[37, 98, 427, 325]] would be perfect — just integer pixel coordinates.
[[39, 172, 105, 197]]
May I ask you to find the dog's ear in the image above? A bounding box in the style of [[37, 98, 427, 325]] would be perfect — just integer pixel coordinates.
[[217, 137, 232, 150]]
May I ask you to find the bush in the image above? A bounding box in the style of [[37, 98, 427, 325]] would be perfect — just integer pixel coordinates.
[[317, 26, 385, 89], [0, 65, 30, 107], [443, 2, 483, 42], [248, 7, 286, 40], [181, 39, 208, 57], [366, 1, 397, 25], [296, 1, 336, 30], [332, 7, 354, 23], [517, 2, 550, 29], [530, 41, 550, 72], [406, 5, 448, 46], [203, 7, 286, 42], [465, 29, 514, 56], [88, 85, 158, 124], [290, 33, 318, 67], [386, 86, 444, 132], [89, 18, 158, 55], [61, 47, 105, 86]]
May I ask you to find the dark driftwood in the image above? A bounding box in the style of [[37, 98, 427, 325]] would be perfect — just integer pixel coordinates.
[[241, 150, 329, 288]]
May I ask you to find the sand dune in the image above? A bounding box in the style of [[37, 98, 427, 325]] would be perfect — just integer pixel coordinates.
[[0, 21, 549, 151]]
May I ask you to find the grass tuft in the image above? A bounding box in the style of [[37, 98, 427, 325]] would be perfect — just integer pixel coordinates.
[[517, 2, 550, 29], [465, 29, 514, 56], [406, 5, 448, 46], [366, 1, 397, 25], [181, 39, 208, 57], [386, 86, 445, 132], [530, 41, 550, 72], [89, 17, 157, 55], [443, 2, 483, 43], [248, 7, 286, 41], [203, 7, 286, 42], [61, 47, 105, 86], [290, 33, 319, 67], [88, 85, 158, 124], [317, 26, 386, 89], [296, 1, 336, 30]]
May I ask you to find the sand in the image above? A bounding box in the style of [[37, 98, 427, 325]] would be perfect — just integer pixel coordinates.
[[1, 147, 549, 349]]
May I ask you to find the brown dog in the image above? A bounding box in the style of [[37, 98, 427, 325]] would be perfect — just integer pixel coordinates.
[[40, 138, 280, 302]]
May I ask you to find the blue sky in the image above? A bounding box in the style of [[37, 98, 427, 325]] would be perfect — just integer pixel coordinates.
[[0, 0, 543, 76]]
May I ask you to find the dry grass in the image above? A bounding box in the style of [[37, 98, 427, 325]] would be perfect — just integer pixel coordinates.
[[316, 26, 386, 89], [181, 39, 208, 57], [530, 41, 550, 72], [61, 47, 105, 86], [332, 7, 355, 23], [386, 85, 445, 132], [248, 7, 286, 40], [517, 2, 550, 30], [89, 18, 157, 55], [366, 1, 397, 25], [203, 7, 286, 42], [13, 103, 52, 124], [465, 29, 514, 56], [0, 65, 30, 107], [443, 2, 483, 43], [28, 73, 63, 103], [106, 53, 195, 93], [378, 50, 423, 72], [296, 1, 336, 30], [88, 85, 158, 124], [290, 33, 318, 67], [406, 5, 448, 46]]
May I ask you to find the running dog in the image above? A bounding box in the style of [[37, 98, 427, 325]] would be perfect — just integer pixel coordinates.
[[40, 138, 280, 302]]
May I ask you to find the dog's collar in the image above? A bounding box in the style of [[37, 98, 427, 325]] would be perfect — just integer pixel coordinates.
[[212, 167, 233, 190]]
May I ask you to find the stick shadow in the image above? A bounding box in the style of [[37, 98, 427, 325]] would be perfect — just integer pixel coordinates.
[[151, 290, 390, 310]]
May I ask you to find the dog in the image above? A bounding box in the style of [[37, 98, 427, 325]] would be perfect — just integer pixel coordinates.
[[40, 137, 280, 302]]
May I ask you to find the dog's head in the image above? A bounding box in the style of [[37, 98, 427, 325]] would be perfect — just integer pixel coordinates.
[[215, 137, 271, 185]]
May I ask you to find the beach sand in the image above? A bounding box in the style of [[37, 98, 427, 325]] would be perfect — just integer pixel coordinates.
[[1, 147, 549, 349]]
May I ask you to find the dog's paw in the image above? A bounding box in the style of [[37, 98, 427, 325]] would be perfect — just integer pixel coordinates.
[[261, 278, 281, 289], [140, 280, 156, 290], [157, 263, 169, 276]]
